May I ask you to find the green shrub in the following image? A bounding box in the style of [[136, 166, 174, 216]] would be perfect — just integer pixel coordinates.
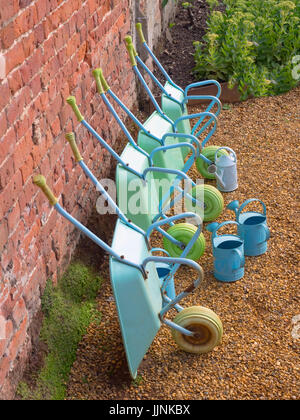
[[17, 262, 103, 400], [193, 0, 300, 99]]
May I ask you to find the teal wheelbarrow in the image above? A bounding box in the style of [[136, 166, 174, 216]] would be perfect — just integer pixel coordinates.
[[66, 96, 222, 254], [125, 28, 229, 178], [33, 156, 223, 380], [63, 131, 206, 261], [83, 72, 224, 222]]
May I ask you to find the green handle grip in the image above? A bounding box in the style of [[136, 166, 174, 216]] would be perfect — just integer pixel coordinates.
[[98, 68, 110, 91], [136, 23, 146, 43], [65, 132, 82, 162], [66, 96, 84, 122], [127, 44, 137, 66], [124, 35, 137, 56], [92, 69, 104, 94], [33, 175, 58, 206]]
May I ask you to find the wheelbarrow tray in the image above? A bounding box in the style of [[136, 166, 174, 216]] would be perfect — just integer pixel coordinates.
[[161, 81, 192, 140], [116, 142, 159, 230], [109, 219, 162, 379], [137, 110, 185, 177]]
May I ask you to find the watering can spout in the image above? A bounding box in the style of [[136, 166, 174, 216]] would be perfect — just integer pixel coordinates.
[[227, 200, 239, 215], [206, 222, 219, 233]]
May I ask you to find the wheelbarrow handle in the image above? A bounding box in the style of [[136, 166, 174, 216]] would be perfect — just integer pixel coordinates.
[[65, 132, 83, 162], [136, 22, 146, 43], [124, 35, 138, 56], [97, 68, 110, 92], [92, 69, 105, 94], [66, 96, 84, 122], [33, 175, 58, 206], [125, 43, 137, 67]]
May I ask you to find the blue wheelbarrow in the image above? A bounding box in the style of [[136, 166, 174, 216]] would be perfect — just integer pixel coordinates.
[[33, 141, 223, 379], [124, 30, 230, 178]]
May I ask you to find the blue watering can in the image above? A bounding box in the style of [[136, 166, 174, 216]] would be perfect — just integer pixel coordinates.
[[206, 221, 245, 282], [227, 199, 270, 256]]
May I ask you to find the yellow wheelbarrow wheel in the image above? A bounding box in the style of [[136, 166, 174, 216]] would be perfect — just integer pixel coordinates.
[[172, 306, 223, 354], [163, 223, 206, 261], [196, 146, 229, 179]]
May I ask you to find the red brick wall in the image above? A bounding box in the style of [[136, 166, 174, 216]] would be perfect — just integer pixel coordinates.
[[0, 0, 139, 399]]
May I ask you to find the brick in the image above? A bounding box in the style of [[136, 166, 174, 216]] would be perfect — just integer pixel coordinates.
[[0, 156, 15, 193], [0, 21, 16, 50], [0, 111, 8, 139], [13, 130, 33, 173], [0, 0, 18, 23], [0, 170, 22, 219], [0, 81, 10, 113], [0, 127, 16, 166], [7, 315, 28, 362], [6, 86, 31, 126], [7, 201, 21, 233], [5, 41, 26, 76], [7, 69, 24, 95], [12, 297, 26, 328], [0, 355, 10, 386], [0, 218, 9, 252]]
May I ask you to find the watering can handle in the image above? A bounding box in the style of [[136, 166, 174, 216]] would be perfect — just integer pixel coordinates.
[[136, 23, 146, 43], [236, 198, 267, 222], [212, 221, 239, 240], [65, 132, 83, 162], [215, 146, 237, 162], [66, 96, 84, 122], [33, 175, 58, 206], [231, 248, 245, 267]]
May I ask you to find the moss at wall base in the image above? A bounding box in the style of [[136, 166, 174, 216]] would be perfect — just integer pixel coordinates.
[[16, 261, 103, 400]]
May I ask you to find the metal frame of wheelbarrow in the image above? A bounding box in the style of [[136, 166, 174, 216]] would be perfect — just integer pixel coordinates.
[[93, 67, 220, 169], [91, 69, 223, 193], [124, 33, 222, 149], [92, 69, 215, 179], [90, 70, 224, 223], [63, 131, 202, 255], [66, 96, 209, 232], [33, 160, 207, 379], [131, 23, 222, 134]]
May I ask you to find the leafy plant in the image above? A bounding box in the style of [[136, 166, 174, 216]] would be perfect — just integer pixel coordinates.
[[193, 0, 300, 99]]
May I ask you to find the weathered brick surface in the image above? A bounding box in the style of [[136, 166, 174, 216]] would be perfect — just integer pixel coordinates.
[[0, 0, 175, 399]]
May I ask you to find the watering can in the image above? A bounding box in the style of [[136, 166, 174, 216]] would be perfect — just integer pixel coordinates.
[[208, 147, 238, 192], [206, 221, 245, 282], [227, 199, 270, 256]]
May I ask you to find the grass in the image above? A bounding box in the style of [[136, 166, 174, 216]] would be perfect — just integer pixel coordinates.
[[16, 261, 103, 400]]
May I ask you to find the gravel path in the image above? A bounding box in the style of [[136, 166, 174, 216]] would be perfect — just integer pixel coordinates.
[[66, 86, 300, 400]]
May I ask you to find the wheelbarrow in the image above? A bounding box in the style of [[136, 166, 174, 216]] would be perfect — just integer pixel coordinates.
[[93, 68, 219, 179], [67, 95, 224, 228], [63, 132, 206, 261], [33, 173, 223, 380], [125, 29, 230, 178], [92, 70, 224, 218]]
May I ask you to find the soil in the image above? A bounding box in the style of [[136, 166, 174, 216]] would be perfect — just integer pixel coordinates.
[[153, 0, 226, 88]]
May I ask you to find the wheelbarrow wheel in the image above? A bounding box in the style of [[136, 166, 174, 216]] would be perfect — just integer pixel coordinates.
[[172, 306, 223, 354], [186, 184, 224, 222], [196, 146, 229, 179], [163, 223, 206, 261]]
